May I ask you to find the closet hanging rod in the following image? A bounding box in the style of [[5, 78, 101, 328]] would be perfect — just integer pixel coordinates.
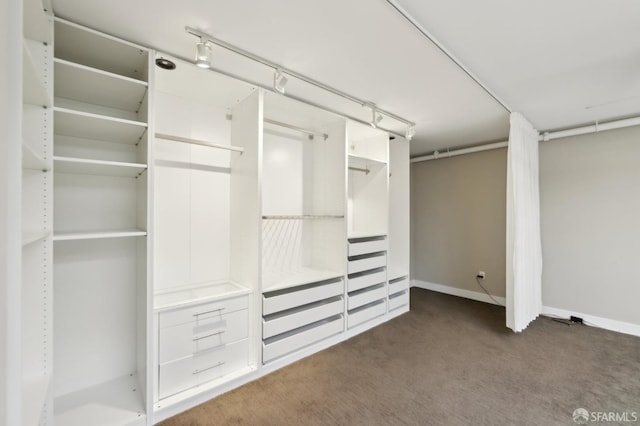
[[155, 133, 244, 154], [349, 166, 370, 175], [264, 119, 328, 141], [262, 215, 344, 220]]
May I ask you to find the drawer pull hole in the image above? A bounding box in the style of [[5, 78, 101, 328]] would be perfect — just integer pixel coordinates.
[[192, 361, 225, 375], [193, 308, 225, 317], [193, 330, 225, 341]]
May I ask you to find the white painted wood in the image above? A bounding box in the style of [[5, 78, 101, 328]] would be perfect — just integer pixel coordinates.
[[388, 276, 410, 296], [262, 267, 343, 293], [347, 284, 387, 310], [262, 279, 344, 316], [388, 137, 410, 280], [54, 58, 148, 113], [53, 229, 146, 241], [55, 19, 149, 81], [263, 297, 344, 339], [24, 0, 52, 44], [54, 373, 146, 426], [22, 143, 48, 171], [159, 309, 248, 363], [23, 39, 51, 107], [154, 282, 251, 312], [347, 269, 386, 292], [347, 252, 386, 274], [347, 300, 386, 329], [54, 107, 147, 145], [262, 316, 343, 363], [158, 339, 249, 400], [388, 290, 409, 311], [54, 156, 147, 177], [159, 296, 248, 329], [348, 238, 387, 257]]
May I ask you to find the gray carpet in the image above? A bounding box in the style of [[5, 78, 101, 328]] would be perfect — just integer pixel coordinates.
[[160, 288, 640, 425]]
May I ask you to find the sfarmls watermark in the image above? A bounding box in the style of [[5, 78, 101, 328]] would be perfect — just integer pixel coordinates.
[[573, 408, 638, 424]]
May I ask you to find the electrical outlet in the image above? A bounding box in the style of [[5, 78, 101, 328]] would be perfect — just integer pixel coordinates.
[[477, 271, 486, 279]]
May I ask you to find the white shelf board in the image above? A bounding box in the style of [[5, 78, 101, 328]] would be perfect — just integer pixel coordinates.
[[348, 154, 387, 168], [54, 373, 146, 426], [22, 229, 51, 246], [387, 268, 409, 282], [53, 229, 147, 242], [54, 107, 147, 145], [347, 232, 388, 240], [22, 374, 52, 426], [54, 156, 147, 177], [154, 281, 252, 312], [23, 40, 51, 107], [55, 59, 148, 113], [23, 143, 48, 171], [263, 267, 344, 293]]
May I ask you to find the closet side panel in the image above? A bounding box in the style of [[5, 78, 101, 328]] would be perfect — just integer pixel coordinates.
[[388, 139, 410, 278]]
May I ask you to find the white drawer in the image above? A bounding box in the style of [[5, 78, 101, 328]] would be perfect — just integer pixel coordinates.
[[159, 339, 249, 400], [159, 309, 248, 364], [263, 279, 344, 316], [347, 300, 386, 329], [159, 295, 248, 329], [347, 284, 386, 310], [348, 253, 386, 274], [347, 269, 386, 292], [389, 290, 409, 311], [388, 276, 410, 296], [348, 238, 387, 256], [263, 297, 344, 339], [263, 316, 343, 363]]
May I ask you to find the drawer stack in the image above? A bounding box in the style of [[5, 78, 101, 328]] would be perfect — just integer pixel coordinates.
[[347, 236, 388, 328], [157, 295, 250, 400], [262, 278, 344, 364], [388, 275, 410, 311]]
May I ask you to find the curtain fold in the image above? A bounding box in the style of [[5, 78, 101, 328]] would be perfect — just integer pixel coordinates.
[[506, 112, 542, 332]]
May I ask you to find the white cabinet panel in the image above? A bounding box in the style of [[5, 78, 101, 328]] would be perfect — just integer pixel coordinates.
[[347, 285, 386, 310], [348, 238, 387, 257], [347, 253, 386, 275], [263, 298, 343, 339], [263, 279, 343, 316], [262, 317, 342, 363], [159, 295, 248, 329], [347, 269, 386, 292]]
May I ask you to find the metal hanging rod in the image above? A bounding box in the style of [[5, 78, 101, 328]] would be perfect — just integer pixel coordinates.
[[262, 215, 344, 220], [155, 133, 244, 154], [185, 26, 415, 128], [349, 166, 370, 174], [264, 118, 328, 141]]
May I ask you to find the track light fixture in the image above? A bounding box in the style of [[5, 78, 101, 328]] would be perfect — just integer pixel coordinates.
[[405, 124, 416, 141], [195, 38, 212, 68], [274, 69, 288, 94], [370, 107, 383, 128]]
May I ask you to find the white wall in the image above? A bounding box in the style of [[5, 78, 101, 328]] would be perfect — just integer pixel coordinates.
[[540, 126, 640, 328]]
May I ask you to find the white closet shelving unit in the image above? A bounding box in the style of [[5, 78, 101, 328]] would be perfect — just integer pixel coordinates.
[[21, 0, 53, 424], [260, 92, 346, 364], [52, 19, 150, 426]]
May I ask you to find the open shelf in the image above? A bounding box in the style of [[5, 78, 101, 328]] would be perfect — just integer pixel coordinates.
[[54, 107, 147, 145], [154, 281, 252, 311], [348, 154, 387, 168], [23, 143, 49, 171], [263, 267, 344, 293], [23, 40, 51, 107], [54, 373, 146, 426], [22, 374, 52, 426], [54, 59, 148, 113], [23, 229, 51, 246], [54, 156, 147, 177], [53, 229, 147, 242]]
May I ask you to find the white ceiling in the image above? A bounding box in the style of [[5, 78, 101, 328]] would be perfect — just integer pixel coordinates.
[[50, 0, 639, 156]]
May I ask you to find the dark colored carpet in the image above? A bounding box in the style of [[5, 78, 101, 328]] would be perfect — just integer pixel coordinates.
[[160, 288, 640, 425]]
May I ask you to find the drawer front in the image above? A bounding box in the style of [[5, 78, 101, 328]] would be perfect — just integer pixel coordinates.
[[389, 290, 410, 311], [159, 295, 249, 329], [263, 279, 343, 316], [263, 298, 344, 339], [347, 285, 387, 310], [263, 316, 343, 363], [388, 277, 409, 296], [347, 301, 386, 329], [347, 269, 386, 292], [348, 253, 386, 274], [159, 309, 248, 364], [348, 239, 387, 257], [159, 339, 249, 400]]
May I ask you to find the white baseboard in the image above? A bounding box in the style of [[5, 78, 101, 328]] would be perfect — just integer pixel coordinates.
[[541, 306, 640, 338], [411, 280, 506, 306]]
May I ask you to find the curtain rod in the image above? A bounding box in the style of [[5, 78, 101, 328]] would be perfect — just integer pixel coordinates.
[[185, 26, 415, 127]]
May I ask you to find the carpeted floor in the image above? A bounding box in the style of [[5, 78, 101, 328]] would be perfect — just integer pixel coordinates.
[[159, 288, 640, 425]]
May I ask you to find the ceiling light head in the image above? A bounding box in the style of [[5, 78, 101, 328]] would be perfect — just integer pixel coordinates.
[[274, 69, 288, 94], [195, 38, 212, 68], [405, 124, 416, 141]]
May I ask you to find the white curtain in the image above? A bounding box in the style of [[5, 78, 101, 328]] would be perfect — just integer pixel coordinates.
[[506, 112, 542, 332]]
